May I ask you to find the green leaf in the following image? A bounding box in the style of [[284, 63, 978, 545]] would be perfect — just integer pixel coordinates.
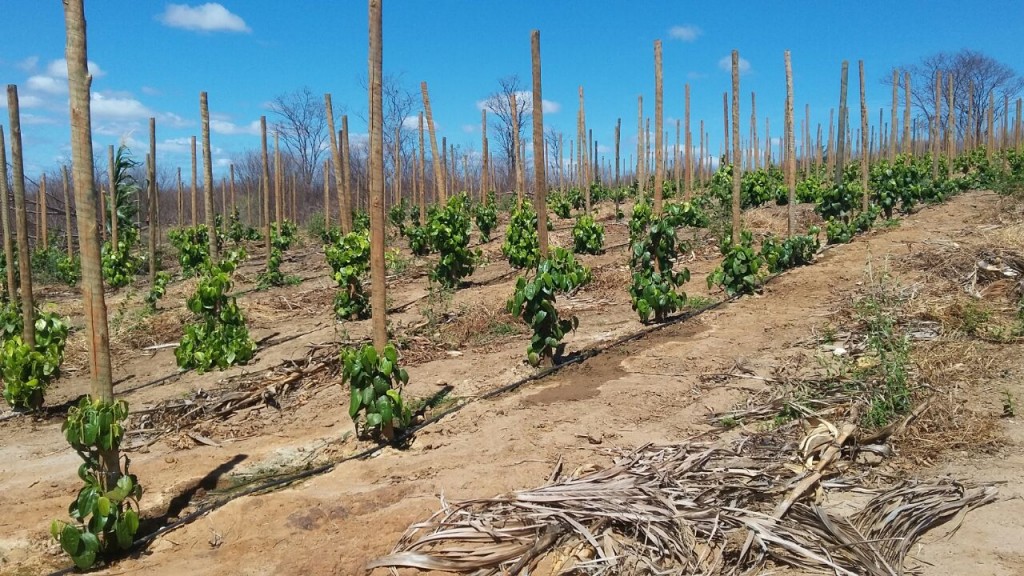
[[349, 387, 362, 418]]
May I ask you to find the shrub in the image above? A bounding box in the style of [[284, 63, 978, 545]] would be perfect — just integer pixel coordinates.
[[324, 231, 371, 320], [628, 196, 653, 245], [145, 271, 171, 311], [548, 190, 572, 219], [759, 227, 821, 273], [168, 225, 211, 277], [572, 214, 604, 255], [474, 195, 498, 242], [175, 251, 256, 373], [227, 208, 261, 244], [51, 397, 141, 570], [342, 343, 411, 441], [1, 309, 68, 410], [507, 255, 580, 366], [502, 202, 540, 269], [545, 247, 592, 292], [741, 167, 784, 208], [428, 193, 478, 289], [708, 230, 762, 296], [629, 215, 690, 323]]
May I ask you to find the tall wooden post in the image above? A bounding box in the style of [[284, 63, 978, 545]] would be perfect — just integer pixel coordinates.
[[510, 92, 523, 203], [684, 84, 693, 198], [418, 112, 427, 219], [421, 82, 445, 203], [200, 93, 217, 262], [730, 51, 742, 244], [7, 85, 34, 347], [148, 117, 157, 286], [785, 51, 796, 236], [0, 127, 15, 299], [636, 96, 644, 193], [368, 0, 387, 350], [834, 62, 849, 189], [531, 29, 549, 257], [40, 174, 48, 249], [62, 165, 73, 257], [480, 109, 489, 200], [903, 72, 912, 155], [325, 93, 341, 231], [190, 135, 197, 226], [260, 117, 272, 254], [614, 118, 621, 186], [859, 61, 869, 211], [653, 40, 664, 214], [342, 117, 353, 225]]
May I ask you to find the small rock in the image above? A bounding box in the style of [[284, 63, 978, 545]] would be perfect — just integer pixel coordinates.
[[447, 350, 463, 357]]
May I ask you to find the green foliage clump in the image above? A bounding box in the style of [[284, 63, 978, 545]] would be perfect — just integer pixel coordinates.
[[427, 193, 479, 289], [227, 208, 261, 244], [629, 215, 690, 323], [741, 166, 784, 208], [405, 223, 431, 256], [257, 233, 300, 290], [796, 172, 828, 203], [572, 214, 604, 255], [145, 271, 171, 311], [869, 156, 928, 218], [175, 251, 256, 373], [168, 225, 212, 276], [388, 198, 410, 233], [272, 220, 299, 251], [1, 308, 69, 410], [502, 202, 540, 269], [352, 210, 370, 233], [324, 231, 371, 320], [101, 226, 142, 289], [51, 397, 141, 570], [664, 200, 709, 228], [545, 247, 592, 293], [342, 343, 411, 440], [759, 227, 821, 273], [507, 254, 580, 366], [474, 195, 498, 242], [0, 250, 19, 300], [628, 196, 653, 245], [708, 230, 762, 297], [548, 190, 572, 219]]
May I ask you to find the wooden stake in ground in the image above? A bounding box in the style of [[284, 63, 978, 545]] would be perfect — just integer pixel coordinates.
[[368, 0, 387, 351], [636, 95, 644, 194], [274, 131, 282, 233], [323, 159, 330, 228], [419, 113, 427, 220], [148, 117, 157, 287], [325, 93, 340, 231], [933, 71, 941, 180], [260, 117, 272, 254], [903, 72, 912, 155], [107, 145, 117, 252], [62, 165, 72, 257], [859, 61, 869, 211], [730, 51, 741, 245], [176, 167, 183, 229], [685, 84, 692, 199], [531, 30, 549, 257], [947, 75, 955, 177], [722, 92, 730, 165], [200, 92, 218, 262], [614, 118, 621, 186], [190, 135, 198, 226], [834, 62, 849, 189], [421, 81, 445, 204], [342, 116, 353, 220], [0, 127, 15, 299], [40, 173, 48, 249], [510, 91, 523, 203], [481, 109, 489, 201], [784, 51, 796, 236], [7, 85, 35, 347], [653, 40, 664, 215], [579, 86, 590, 213], [230, 163, 236, 215], [890, 69, 899, 159]]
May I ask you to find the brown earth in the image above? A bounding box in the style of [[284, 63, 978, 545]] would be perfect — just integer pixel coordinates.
[[1, 190, 1022, 575]]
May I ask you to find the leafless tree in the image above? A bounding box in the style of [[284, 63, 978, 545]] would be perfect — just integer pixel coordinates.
[[269, 86, 328, 186], [481, 75, 531, 186], [544, 128, 561, 182], [885, 49, 1024, 142], [358, 73, 418, 190]]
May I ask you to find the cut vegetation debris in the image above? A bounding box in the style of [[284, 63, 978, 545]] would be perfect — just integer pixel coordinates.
[[371, 422, 996, 575]]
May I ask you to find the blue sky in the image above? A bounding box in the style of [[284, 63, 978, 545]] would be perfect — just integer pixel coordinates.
[[1, 1, 1022, 181]]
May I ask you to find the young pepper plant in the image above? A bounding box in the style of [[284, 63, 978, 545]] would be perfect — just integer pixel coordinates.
[[629, 215, 690, 323], [51, 397, 141, 570], [324, 231, 371, 320], [342, 343, 411, 441], [507, 252, 581, 367]]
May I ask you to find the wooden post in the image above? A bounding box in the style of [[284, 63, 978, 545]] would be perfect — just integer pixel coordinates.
[[0, 127, 15, 299], [190, 135, 198, 226], [421, 82, 445, 203], [480, 109, 489, 200], [947, 75, 955, 176], [176, 167, 183, 229], [200, 92, 217, 262], [637, 95, 644, 193], [653, 39, 664, 215], [531, 30, 549, 257], [890, 69, 898, 159], [722, 91, 730, 164], [7, 85, 35, 347], [614, 119, 621, 187], [903, 72, 912, 155], [685, 84, 693, 198], [859, 61, 869, 211], [579, 86, 590, 213], [730, 51, 741, 245], [932, 71, 941, 180], [750, 91, 759, 170], [148, 117, 157, 286], [230, 163, 236, 215], [274, 131, 282, 233], [63, 0, 116, 412], [260, 116, 271, 254], [323, 159, 330, 227], [510, 92, 523, 203], [785, 51, 796, 236], [342, 116, 353, 228], [62, 165, 72, 257], [40, 173, 48, 249], [368, 0, 387, 351], [325, 93, 341, 231], [834, 62, 849, 189], [418, 112, 427, 219]]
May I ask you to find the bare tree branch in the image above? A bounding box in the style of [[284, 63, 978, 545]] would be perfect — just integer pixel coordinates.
[[269, 87, 328, 186]]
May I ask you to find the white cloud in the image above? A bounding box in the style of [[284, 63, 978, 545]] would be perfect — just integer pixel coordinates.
[[45, 58, 105, 79], [21, 113, 56, 126], [718, 55, 751, 75], [27, 75, 66, 94], [158, 3, 251, 33], [210, 118, 260, 135], [91, 93, 153, 120], [17, 56, 39, 71], [158, 112, 192, 129], [17, 94, 47, 108], [669, 25, 701, 42], [461, 124, 475, 134], [476, 91, 560, 115], [401, 115, 421, 131], [141, 86, 162, 96]]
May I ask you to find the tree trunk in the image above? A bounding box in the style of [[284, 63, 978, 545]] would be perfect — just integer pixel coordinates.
[[200, 92, 218, 262], [531, 30, 548, 257], [7, 85, 35, 348], [730, 51, 742, 245], [0, 127, 15, 299], [421, 82, 445, 204], [368, 0, 387, 351]]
